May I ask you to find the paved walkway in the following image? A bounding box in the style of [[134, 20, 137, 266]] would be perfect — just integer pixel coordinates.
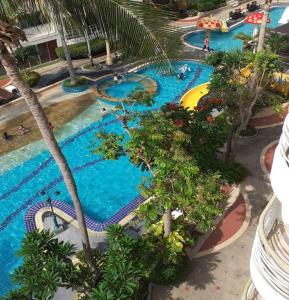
[[250, 103, 289, 128], [175, 0, 289, 28], [152, 123, 282, 299]]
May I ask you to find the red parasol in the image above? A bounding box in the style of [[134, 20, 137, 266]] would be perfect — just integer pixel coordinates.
[[244, 12, 271, 24]]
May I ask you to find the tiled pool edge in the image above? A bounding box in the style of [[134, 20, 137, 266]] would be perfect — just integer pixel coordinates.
[[182, 5, 288, 51], [25, 195, 145, 234]]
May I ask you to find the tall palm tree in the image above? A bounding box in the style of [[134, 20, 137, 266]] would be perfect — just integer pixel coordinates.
[[257, 3, 270, 52], [0, 0, 179, 272]]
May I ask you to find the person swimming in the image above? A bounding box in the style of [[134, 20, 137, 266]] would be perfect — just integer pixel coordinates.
[[177, 72, 184, 80], [179, 64, 191, 74]]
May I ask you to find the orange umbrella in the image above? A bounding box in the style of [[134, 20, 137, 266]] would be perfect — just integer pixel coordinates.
[[244, 12, 271, 24], [196, 17, 223, 30]]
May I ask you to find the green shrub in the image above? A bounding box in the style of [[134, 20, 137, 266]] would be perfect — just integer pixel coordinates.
[[21, 70, 40, 87], [197, 0, 225, 12], [150, 255, 190, 285], [15, 46, 38, 64], [62, 76, 88, 88], [56, 38, 105, 60], [214, 160, 248, 183]]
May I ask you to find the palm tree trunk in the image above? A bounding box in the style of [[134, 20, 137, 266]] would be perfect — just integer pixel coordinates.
[[257, 4, 270, 52], [163, 209, 172, 237], [0, 46, 97, 274], [225, 124, 236, 165], [105, 40, 113, 66], [84, 30, 94, 67], [58, 18, 77, 85]]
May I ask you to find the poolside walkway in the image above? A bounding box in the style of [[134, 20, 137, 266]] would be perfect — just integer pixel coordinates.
[[175, 0, 289, 29], [151, 114, 282, 299]]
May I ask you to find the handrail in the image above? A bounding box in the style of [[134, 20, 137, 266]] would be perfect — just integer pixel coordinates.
[[279, 116, 289, 164], [241, 278, 259, 300], [257, 196, 289, 274]]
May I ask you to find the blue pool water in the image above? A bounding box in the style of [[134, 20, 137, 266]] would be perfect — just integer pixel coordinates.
[[0, 61, 212, 294], [186, 6, 286, 51], [106, 81, 143, 98]]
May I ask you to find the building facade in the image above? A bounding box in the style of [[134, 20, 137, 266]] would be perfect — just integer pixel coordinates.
[[243, 115, 289, 299]]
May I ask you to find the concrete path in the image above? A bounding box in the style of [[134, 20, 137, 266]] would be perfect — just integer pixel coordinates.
[[151, 123, 282, 300]]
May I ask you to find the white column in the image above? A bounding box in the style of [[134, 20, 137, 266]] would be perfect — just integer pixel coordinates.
[[105, 40, 113, 66]]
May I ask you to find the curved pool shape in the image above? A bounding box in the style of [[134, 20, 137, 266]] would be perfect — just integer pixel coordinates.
[[185, 6, 286, 51], [0, 61, 213, 294], [106, 80, 143, 98]]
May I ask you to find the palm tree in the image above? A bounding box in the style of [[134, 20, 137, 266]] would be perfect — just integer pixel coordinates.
[[0, 0, 179, 272], [257, 3, 270, 52]]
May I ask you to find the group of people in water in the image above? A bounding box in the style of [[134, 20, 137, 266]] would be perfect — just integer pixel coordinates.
[[113, 72, 125, 84], [177, 64, 192, 80]]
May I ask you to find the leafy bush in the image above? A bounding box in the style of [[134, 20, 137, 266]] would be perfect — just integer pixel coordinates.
[[92, 225, 151, 300], [21, 70, 40, 87], [15, 46, 38, 64], [56, 38, 105, 60], [197, 0, 226, 12], [214, 160, 247, 183], [62, 76, 88, 88], [150, 255, 190, 284]]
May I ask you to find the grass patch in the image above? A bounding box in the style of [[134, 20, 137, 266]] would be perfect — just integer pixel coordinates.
[[63, 77, 88, 88]]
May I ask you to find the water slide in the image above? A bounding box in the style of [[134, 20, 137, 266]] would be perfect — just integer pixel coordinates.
[[279, 6, 289, 24], [180, 82, 209, 110], [180, 65, 289, 110]]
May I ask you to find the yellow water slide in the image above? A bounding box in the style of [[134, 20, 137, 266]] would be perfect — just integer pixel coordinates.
[[180, 82, 209, 110], [181, 64, 289, 110]]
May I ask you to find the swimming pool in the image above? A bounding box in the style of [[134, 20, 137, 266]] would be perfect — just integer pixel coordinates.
[[185, 6, 286, 51], [0, 60, 212, 294]]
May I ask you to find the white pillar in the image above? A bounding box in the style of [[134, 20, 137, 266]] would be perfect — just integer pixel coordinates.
[[105, 40, 113, 66]]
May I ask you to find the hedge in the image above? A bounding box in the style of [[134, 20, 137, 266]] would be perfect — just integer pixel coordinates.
[[21, 70, 40, 87], [197, 0, 226, 12], [56, 38, 105, 60]]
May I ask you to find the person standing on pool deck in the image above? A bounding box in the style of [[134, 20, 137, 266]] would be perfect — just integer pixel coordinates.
[[202, 36, 211, 53]]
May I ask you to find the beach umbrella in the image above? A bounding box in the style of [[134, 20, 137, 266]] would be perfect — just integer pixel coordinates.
[[196, 17, 223, 30], [244, 12, 271, 25]]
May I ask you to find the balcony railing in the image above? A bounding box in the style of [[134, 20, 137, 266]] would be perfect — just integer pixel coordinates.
[[271, 116, 289, 210], [249, 196, 289, 300]]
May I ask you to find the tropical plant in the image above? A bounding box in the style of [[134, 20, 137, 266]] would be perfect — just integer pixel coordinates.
[[257, 2, 270, 52], [91, 225, 152, 300], [267, 33, 289, 53], [206, 50, 283, 160], [0, 0, 179, 273], [1, 230, 104, 300], [55, 38, 105, 60], [93, 98, 226, 238], [20, 70, 40, 87]]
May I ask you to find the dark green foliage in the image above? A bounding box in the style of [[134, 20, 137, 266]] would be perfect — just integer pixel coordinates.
[[56, 38, 105, 60], [212, 160, 247, 184], [126, 88, 155, 106], [15, 46, 38, 64], [20, 70, 40, 87], [2, 230, 102, 300], [149, 255, 190, 284], [63, 76, 88, 87], [91, 225, 151, 300], [267, 33, 289, 54], [197, 0, 226, 12]]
